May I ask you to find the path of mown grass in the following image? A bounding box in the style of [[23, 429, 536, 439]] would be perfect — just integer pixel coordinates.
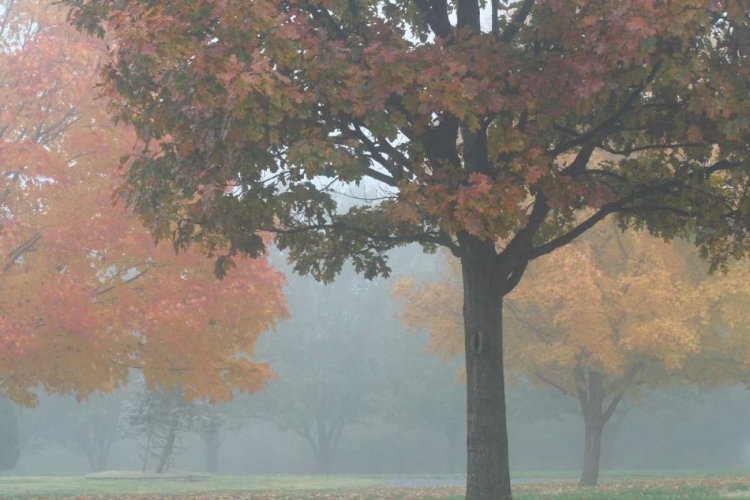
[[3, 474, 750, 499]]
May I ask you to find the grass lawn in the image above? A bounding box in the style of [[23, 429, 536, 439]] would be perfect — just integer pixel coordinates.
[[1, 473, 750, 499], [0, 474, 384, 498]]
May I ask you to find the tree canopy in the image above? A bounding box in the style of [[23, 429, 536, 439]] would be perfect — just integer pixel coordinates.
[[0, 0, 288, 406], [63, 1, 750, 275]]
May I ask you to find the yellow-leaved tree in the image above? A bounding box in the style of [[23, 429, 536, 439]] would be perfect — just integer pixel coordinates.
[[393, 220, 736, 487]]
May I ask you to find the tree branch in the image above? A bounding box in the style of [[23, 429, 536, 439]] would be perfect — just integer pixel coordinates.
[[617, 205, 690, 217], [528, 206, 617, 260], [491, 0, 499, 35], [598, 142, 704, 156], [298, 2, 349, 41], [95, 263, 155, 296], [503, 144, 595, 268], [551, 60, 663, 156], [582, 168, 629, 184], [602, 393, 623, 423], [298, 425, 320, 456], [527, 159, 742, 260], [505, 300, 556, 345], [535, 370, 575, 397], [346, 124, 403, 186], [4, 232, 41, 271], [602, 364, 643, 423], [561, 143, 597, 175], [363, 165, 398, 187], [412, 0, 453, 38], [499, 0, 534, 43], [267, 220, 459, 254]]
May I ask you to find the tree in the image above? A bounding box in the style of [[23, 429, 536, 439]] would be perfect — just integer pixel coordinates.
[[125, 379, 216, 473], [74, 394, 123, 473], [380, 354, 466, 473], [505, 224, 707, 486], [0, 0, 288, 406], [248, 267, 392, 473], [36, 391, 126, 472], [394, 222, 725, 486], [0, 397, 20, 470], [193, 399, 244, 473], [64, 1, 750, 497]]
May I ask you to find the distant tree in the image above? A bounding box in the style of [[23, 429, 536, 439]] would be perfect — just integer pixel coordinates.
[[126, 381, 214, 474], [395, 221, 719, 486], [64, 1, 750, 496], [250, 267, 398, 474], [385, 357, 466, 473], [0, 397, 20, 470], [196, 413, 224, 474], [48, 392, 126, 472], [193, 399, 245, 473], [12, 391, 128, 472]]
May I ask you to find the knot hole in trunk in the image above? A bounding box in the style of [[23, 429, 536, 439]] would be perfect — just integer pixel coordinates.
[[471, 330, 483, 354]]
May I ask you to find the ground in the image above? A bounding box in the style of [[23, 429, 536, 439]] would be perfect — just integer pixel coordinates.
[[2, 473, 750, 499]]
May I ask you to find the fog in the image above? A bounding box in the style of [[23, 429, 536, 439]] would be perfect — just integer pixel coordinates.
[[4, 245, 750, 479]]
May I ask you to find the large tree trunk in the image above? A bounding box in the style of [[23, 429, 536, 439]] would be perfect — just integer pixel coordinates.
[[580, 417, 604, 486], [461, 239, 513, 500]]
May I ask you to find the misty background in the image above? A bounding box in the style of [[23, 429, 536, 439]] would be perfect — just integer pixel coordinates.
[[2, 244, 749, 477]]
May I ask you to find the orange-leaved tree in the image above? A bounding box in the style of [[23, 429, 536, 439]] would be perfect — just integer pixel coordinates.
[[394, 221, 715, 486], [0, 0, 288, 406]]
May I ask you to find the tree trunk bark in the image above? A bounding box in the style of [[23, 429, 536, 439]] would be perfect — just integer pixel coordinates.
[[579, 418, 604, 487], [577, 370, 621, 487], [461, 240, 512, 500]]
